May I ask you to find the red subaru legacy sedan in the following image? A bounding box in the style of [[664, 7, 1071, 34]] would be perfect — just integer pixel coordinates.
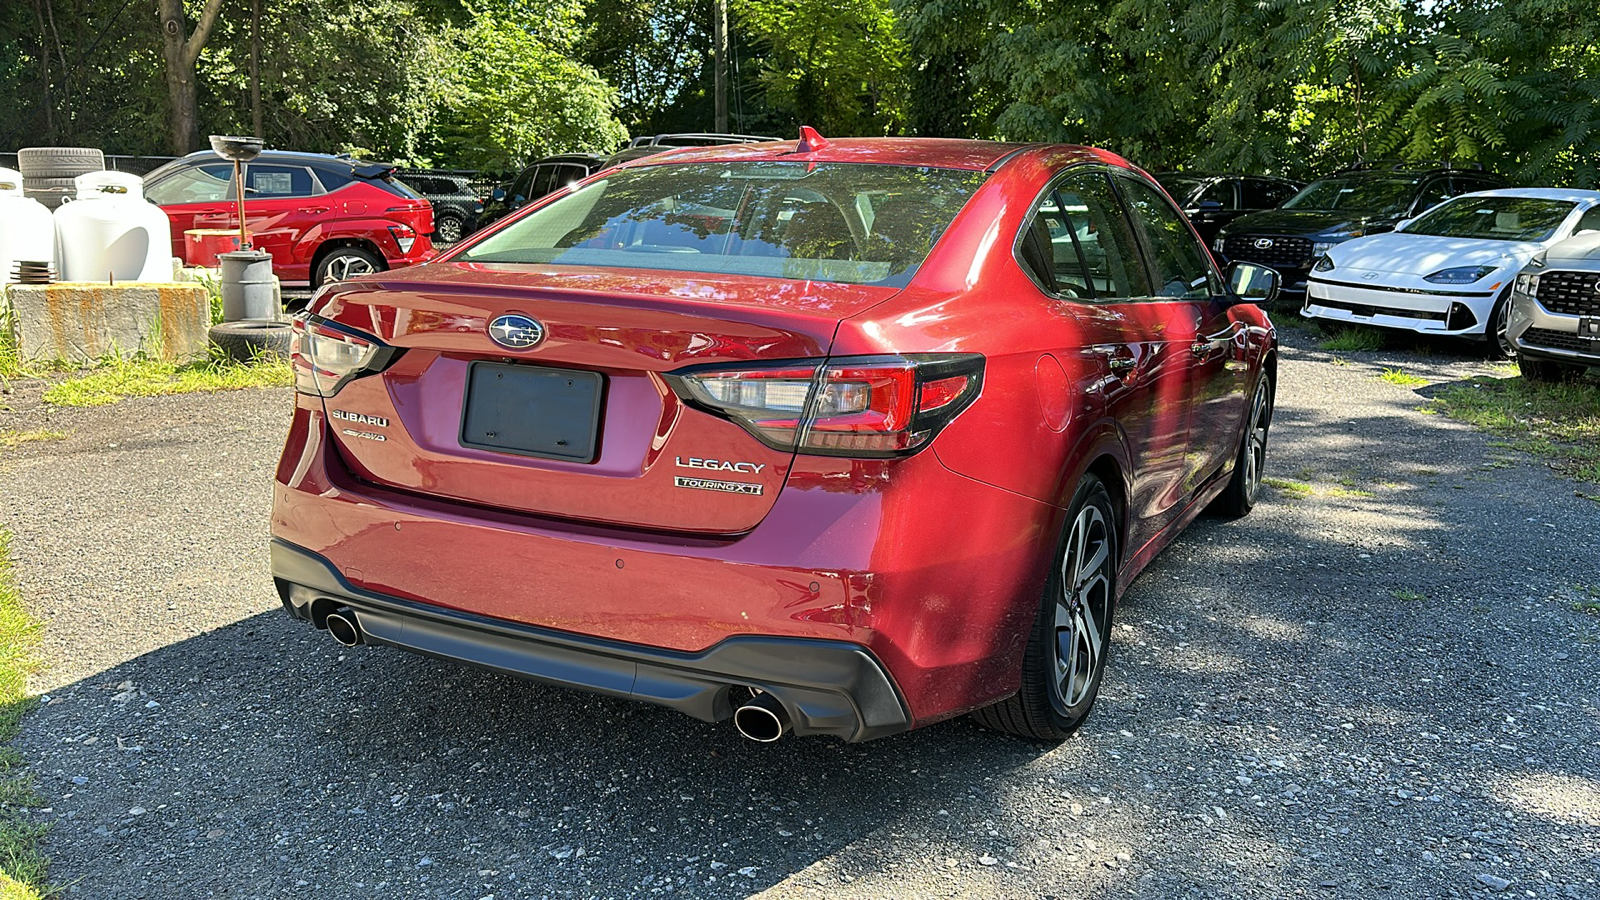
[[270, 134, 1281, 743]]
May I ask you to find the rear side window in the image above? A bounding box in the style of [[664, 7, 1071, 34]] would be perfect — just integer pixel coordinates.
[[460, 161, 988, 287], [243, 164, 318, 198], [1065, 171, 1151, 300], [1018, 193, 1095, 299], [1117, 175, 1215, 300]]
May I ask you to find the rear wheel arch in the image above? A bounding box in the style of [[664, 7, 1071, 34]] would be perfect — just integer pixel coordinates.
[[311, 239, 387, 287], [1082, 455, 1128, 567]]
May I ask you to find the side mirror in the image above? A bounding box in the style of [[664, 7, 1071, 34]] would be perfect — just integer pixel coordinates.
[[490, 187, 506, 203], [1226, 261, 1281, 305], [1196, 200, 1225, 212]]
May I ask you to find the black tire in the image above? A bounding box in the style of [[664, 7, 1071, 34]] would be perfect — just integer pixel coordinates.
[[1485, 289, 1514, 359], [1212, 370, 1274, 518], [23, 176, 78, 209], [971, 474, 1119, 741], [209, 320, 293, 362], [1517, 354, 1583, 384], [17, 147, 105, 179], [434, 214, 465, 245], [313, 246, 384, 287]]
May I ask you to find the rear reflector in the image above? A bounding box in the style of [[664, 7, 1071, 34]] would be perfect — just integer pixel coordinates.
[[665, 354, 984, 457]]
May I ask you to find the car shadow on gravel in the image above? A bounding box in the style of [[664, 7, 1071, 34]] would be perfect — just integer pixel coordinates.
[[19, 609, 1066, 898]]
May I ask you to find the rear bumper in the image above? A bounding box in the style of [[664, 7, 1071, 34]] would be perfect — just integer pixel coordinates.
[[273, 538, 911, 741]]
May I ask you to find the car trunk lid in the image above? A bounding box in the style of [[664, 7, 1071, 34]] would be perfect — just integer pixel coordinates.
[[312, 261, 902, 533]]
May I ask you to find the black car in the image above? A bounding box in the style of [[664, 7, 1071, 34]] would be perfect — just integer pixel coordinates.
[[400, 173, 483, 244], [600, 133, 779, 170], [1214, 163, 1509, 297], [478, 153, 606, 228], [1156, 173, 1303, 244]]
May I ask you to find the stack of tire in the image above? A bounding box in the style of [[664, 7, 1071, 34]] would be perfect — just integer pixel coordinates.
[[17, 147, 105, 209]]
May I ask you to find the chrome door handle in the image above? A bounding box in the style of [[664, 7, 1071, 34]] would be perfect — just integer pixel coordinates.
[[1107, 357, 1136, 372]]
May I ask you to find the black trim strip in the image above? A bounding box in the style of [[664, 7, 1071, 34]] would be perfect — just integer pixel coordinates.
[[1308, 275, 1495, 298]]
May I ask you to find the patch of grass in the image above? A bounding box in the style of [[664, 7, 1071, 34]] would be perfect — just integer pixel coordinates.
[[0, 432, 65, 452], [1263, 477, 1314, 498], [1431, 375, 1600, 483], [1318, 326, 1386, 352], [1324, 486, 1376, 499], [1377, 367, 1429, 387], [41, 353, 290, 408], [1392, 588, 1427, 602], [0, 530, 50, 897], [1574, 599, 1600, 614]]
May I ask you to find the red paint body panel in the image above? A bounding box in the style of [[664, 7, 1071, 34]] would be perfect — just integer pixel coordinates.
[[271, 138, 1277, 733]]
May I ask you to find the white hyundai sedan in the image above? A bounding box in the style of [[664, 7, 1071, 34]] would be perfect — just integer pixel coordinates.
[[1303, 188, 1600, 356]]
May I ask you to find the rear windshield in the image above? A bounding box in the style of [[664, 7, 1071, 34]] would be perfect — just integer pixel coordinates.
[[1405, 196, 1575, 242], [1283, 177, 1418, 215], [458, 161, 989, 286]]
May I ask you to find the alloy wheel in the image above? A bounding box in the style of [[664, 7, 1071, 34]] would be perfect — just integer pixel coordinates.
[[437, 217, 463, 244], [326, 253, 376, 282], [1493, 301, 1514, 358], [1052, 504, 1114, 711], [1242, 379, 1272, 505]]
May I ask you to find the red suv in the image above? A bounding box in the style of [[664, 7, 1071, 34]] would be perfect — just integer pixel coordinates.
[[143, 150, 435, 285], [271, 136, 1281, 743]]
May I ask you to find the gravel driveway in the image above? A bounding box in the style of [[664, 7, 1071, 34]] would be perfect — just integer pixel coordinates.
[[1, 325, 1596, 899]]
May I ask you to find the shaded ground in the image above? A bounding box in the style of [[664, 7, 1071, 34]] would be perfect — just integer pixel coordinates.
[[0, 323, 1596, 899]]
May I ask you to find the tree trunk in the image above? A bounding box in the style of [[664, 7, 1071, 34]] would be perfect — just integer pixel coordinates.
[[158, 0, 227, 155]]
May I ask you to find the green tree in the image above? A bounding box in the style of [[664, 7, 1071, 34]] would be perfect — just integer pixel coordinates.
[[735, 0, 907, 135]]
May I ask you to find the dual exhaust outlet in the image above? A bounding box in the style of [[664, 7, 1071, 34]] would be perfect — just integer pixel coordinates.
[[314, 604, 793, 742]]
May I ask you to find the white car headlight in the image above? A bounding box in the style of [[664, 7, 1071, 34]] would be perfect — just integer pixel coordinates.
[[1423, 265, 1497, 285]]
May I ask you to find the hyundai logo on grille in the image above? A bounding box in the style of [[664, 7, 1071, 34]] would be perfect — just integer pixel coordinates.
[[488, 314, 545, 349], [1252, 238, 1275, 250]]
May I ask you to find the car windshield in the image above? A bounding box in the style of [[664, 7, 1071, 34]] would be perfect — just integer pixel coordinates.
[[1282, 177, 1418, 215], [1404, 196, 1576, 242], [458, 161, 988, 286]]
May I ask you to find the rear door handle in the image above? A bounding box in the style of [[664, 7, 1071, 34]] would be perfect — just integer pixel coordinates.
[[1107, 356, 1136, 372], [298, 206, 330, 214]]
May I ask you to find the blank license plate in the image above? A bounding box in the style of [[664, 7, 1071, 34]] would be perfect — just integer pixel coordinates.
[[460, 362, 603, 462]]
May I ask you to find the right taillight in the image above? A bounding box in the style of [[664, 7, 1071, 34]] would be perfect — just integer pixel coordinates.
[[290, 314, 398, 397], [665, 354, 984, 457]]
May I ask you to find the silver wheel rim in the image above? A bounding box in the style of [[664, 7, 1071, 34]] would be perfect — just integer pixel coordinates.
[[438, 218, 462, 243], [1052, 504, 1113, 711], [1243, 379, 1271, 504], [326, 254, 375, 283]]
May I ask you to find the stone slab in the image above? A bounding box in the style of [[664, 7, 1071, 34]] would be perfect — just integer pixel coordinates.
[[4, 282, 211, 364]]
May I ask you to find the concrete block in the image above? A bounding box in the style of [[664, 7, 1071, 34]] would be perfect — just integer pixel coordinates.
[[3, 282, 211, 364]]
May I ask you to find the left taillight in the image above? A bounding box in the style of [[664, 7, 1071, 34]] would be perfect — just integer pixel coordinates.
[[290, 314, 398, 397], [665, 354, 984, 458]]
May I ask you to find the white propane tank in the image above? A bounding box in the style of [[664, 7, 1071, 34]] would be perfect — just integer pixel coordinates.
[[53, 170, 175, 283], [0, 167, 56, 285]]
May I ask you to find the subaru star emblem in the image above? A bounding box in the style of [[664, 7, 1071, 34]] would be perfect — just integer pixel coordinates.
[[488, 314, 545, 349], [1253, 238, 1274, 249]]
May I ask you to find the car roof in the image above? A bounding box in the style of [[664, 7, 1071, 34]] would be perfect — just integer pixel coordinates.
[[614, 137, 1048, 172], [1449, 187, 1600, 203], [168, 148, 382, 169], [529, 153, 606, 166]]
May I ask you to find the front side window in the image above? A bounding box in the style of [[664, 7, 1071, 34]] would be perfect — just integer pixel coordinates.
[[1242, 179, 1292, 209], [145, 163, 233, 204], [1198, 180, 1235, 208], [1117, 176, 1215, 300], [1405, 196, 1578, 242], [460, 162, 988, 287], [1283, 177, 1420, 216], [1576, 204, 1600, 234]]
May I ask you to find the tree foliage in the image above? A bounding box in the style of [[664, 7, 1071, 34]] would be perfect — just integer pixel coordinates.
[[1, 0, 1597, 186]]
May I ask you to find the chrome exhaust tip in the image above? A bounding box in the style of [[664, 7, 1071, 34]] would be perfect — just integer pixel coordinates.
[[325, 608, 363, 647], [733, 692, 791, 742]]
